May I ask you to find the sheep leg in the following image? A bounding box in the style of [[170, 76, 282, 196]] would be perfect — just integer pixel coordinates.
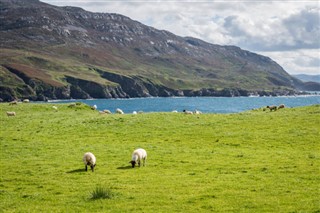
[[90, 165, 94, 172], [85, 165, 88, 171], [138, 160, 141, 167]]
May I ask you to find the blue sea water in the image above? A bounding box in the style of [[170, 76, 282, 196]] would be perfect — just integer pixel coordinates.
[[49, 95, 320, 114]]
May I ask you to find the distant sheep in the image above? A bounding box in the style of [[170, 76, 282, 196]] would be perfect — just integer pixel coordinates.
[[132, 111, 137, 115], [172, 110, 178, 113], [130, 148, 147, 168], [99, 110, 113, 114], [278, 104, 285, 109], [6, 111, 16, 116], [83, 152, 96, 172], [91, 105, 97, 110], [23, 99, 30, 103], [52, 106, 58, 110], [266, 105, 277, 111], [9, 101, 18, 105], [183, 109, 193, 114], [116, 108, 124, 114], [194, 109, 202, 114], [103, 110, 112, 114]]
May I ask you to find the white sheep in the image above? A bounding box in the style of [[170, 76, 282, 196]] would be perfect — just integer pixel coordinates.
[[52, 106, 58, 110], [103, 109, 112, 114], [194, 109, 202, 114], [132, 111, 137, 115], [91, 105, 97, 110], [6, 111, 16, 116], [116, 108, 124, 114], [9, 101, 18, 105], [172, 110, 178, 113], [183, 109, 193, 114], [83, 152, 96, 172], [130, 148, 147, 168]]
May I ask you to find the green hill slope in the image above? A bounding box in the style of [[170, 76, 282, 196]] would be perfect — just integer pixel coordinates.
[[0, 0, 313, 101]]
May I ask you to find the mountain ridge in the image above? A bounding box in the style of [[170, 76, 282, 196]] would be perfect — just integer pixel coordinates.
[[292, 74, 320, 83], [0, 0, 317, 101]]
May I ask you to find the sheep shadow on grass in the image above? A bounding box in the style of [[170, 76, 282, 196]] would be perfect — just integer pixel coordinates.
[[117, 165, 132, 170], [66, 168, 86, 173]]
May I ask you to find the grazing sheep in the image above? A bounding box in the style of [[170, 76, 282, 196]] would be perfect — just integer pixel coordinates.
[[91, 105, 97, 110], [52, 106, 58, 110], [183, 109, 193, 114], [103, 110, 112, 114], [266, 105, 277, 111], [172, 110, 178, 113], [9, 101, 18, 105], [23, 99, 30, 103], [194, 109, 202, 114], [132, 111, 137, 115], [83, 152, 96, 172], [116, 108, 124, 114], [130, 148, 147, 168], [6, 111, 16, 116], [278, 104, 285, 109]]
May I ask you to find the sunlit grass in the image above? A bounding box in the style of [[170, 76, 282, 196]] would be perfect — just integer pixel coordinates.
[[90, 185, 116, 200], [0, 103, 319, 212]]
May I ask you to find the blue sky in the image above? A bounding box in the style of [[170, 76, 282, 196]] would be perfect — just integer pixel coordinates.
[[42, 0, 320, 75]]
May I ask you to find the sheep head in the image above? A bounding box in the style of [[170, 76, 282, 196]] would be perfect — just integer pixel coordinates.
[[130, 160, 136, 168]]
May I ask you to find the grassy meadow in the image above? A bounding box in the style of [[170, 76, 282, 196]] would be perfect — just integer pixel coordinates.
[[0, 102, 319, 212]]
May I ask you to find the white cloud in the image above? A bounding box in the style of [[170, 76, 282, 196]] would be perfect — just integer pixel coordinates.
[[259, 49, 320, 75], [41, 0, 320, 75]]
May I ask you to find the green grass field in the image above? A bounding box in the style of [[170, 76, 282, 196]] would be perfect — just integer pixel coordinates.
[[0, 103, 319, 212]]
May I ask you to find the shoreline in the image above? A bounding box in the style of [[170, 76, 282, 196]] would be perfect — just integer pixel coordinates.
[[44, 93, 320, 102]]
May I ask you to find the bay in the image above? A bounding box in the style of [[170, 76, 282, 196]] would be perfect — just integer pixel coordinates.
[[49, 95, 320, 114]]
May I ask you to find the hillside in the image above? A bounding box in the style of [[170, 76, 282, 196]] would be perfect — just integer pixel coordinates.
[[0, 0, 315, 101], [292, 74, 320, 83], [291, 74, 320, 91]]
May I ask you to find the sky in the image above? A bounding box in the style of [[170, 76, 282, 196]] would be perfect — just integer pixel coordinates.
[[41, 0, 320, 75]]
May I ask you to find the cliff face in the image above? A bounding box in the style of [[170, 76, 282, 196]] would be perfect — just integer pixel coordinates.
[[0, 65, 298, 102], [0, 0, 316, 101], [1, 63, 298, 102]]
